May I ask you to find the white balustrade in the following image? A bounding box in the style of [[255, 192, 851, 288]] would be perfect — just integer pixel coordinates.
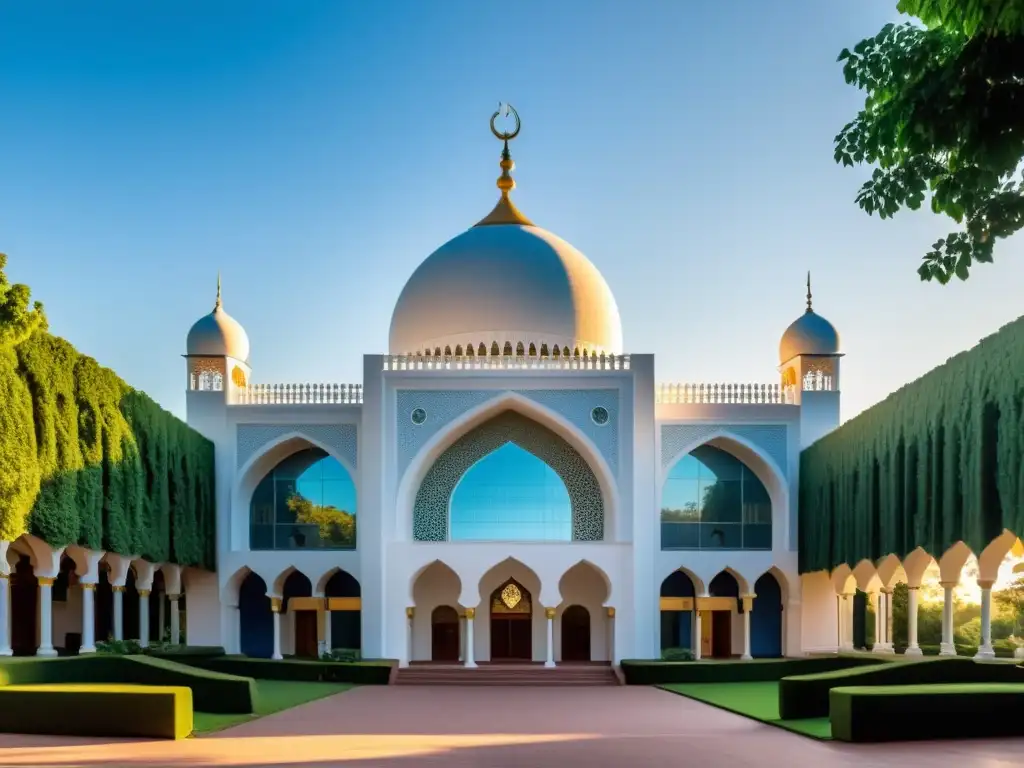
[[382, 353, 631, 371], [656, 382, 795, 405], [237, 383, 364, 405]]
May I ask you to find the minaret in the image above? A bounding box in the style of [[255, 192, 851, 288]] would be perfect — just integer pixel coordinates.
[[778, 273, 843, 448]]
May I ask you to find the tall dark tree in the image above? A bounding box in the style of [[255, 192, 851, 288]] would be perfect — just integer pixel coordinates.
[[834, 0, 1024, 283]]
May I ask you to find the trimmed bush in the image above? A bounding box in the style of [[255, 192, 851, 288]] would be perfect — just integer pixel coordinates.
[[830, 684, 1024, 743], [779, 656, 1024, 719], [0, 684, 193, 740], [147, 645, 226, 660], [0, 256, 215, 565], [183, 656, 395, 685], [619, 656, 883, 685], [0, 654, 256, 714]]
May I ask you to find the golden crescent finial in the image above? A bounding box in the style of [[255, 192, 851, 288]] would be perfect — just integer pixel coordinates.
[[490, 103, 521, 141]]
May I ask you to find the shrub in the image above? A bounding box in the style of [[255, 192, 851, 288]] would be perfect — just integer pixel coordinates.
[[830, 684, 1024, 743], [0, 654, 256, 714], [0, 684, 193, 740], [321, 648, 361, 663], [620, 656, 882, 685], [96, 639, 143, 655], [660, 647, 693, 661], [778, 657, 1024, 720], [183, 656, 394, 685]]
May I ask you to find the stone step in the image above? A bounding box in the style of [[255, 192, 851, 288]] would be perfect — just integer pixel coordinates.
[[395, 664, 620, 686]]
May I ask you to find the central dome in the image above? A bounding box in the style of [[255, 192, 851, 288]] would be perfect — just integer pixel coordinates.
[[389, 106, 622, 357], [389, 224, 622, 355]]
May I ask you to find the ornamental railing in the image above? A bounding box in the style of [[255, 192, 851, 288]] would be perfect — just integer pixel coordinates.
[[656, 382, 795, 405], [237, 383, 363, 405], [382, 353, 631, 371]]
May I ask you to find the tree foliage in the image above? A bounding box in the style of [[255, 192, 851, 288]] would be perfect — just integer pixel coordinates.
[[799, 312, 1024, 573], [0, 255, 216, 567], [834, 0, 1024, 282], [287, 494, 356, 547]]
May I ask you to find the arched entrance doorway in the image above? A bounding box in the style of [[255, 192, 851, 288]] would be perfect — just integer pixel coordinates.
[[431, 606, 460, 661], [752, 572, 783, 657], [490, 578, 532, 661], [11, 556, 37, 656], [282, 571, 316, 658], [239, 572, 273, 658], [324, 569, 361, 652], [708, 571, 739, 659], [561, 605, 591, 662]]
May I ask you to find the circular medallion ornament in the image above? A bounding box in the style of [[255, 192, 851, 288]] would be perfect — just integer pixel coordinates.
[[501, 582, 522, 610], [411, 408, 427, 425], [591, 406, 610, 426]]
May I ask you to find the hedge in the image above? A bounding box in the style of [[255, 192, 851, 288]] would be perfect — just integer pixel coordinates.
[[0, 654, 255, 714], [0, 684, 193, 740], [619, 656, 884, 685], [779, 657, 1024, 719], [181, 656, 395, 685], [799, 312, 1024, 574], [0, 256, 215, 566], [830, 683, 1024, 743]]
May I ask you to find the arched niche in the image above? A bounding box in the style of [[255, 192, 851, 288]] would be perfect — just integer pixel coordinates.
[[413, 410, 604, 542], [751, 571, 783, 658], [661, 443, 772, 551], [239, 572, 273, 658], [249, 446, 357, 551]]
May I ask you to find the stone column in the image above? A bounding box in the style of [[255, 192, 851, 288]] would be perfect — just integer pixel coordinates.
[[0, 574, 11, 656], [270, 598, 283, 660], [976, 580, 995, 660], [871, 592, 884, 652], [905, 586, 922, 656], [692, 609, 702, 660], [404, 607, 414, 666], [606, 607, 615, 664], [158, 593, 166, 643], [885, 588, 895, 649], [741, 595, 753, 660], [138, 589, 151, 647], [464, 608, 477, 668], [112, 585, 125, 641], [168, 593, 181, 645], [459, 613, 465, 662], [939, 582, 957, 656], [80, 583, 97, 653], [838, 594, 855, 652], [37, 577, 57, 656], [323, 604, 333, 654], [545, 607, 556, 668]]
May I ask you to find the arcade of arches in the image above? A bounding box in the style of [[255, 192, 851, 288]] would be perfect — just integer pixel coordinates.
[[660, 569, 786, 659], [409, 559, 613, 665], [0, 536, 188, 657]]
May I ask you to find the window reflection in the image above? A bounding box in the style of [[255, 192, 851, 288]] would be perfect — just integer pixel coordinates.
[[250, 447, 357, 550], [661, 445, 771, 550], [449, 442, 572, 541]]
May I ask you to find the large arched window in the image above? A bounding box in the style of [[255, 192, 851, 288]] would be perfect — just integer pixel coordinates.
[[449, 442, 572, 541], [661, 444, 771, 550], [250, 447, 357, 550]]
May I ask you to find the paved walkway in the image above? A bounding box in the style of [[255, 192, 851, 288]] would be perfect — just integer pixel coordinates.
[[1, 686, 1023, 767]]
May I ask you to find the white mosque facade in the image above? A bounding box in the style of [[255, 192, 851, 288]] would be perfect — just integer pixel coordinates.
[[179, 115, 846, 666]]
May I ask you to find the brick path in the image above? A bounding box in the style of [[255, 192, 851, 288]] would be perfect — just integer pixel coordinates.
[[1, 686, 1023, 767]]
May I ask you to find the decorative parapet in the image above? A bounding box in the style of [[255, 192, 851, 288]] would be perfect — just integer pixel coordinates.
[[383, 353, 631, 372], [657, 382, 796, 405], [237, 383, 363, 405]]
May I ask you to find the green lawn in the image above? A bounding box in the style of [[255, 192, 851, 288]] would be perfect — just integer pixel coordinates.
[[660, 682, 832, 740], [192, 680, 352, 735]]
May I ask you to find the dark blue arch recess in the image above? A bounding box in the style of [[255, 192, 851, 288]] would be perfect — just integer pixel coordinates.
[[325, 570, 362, 651], [661, 444, 771, 550], [250, 447, 357, 550], [239, 572, 273, 658], [751, 572, 783, 657], [660, 570, 696, 652]]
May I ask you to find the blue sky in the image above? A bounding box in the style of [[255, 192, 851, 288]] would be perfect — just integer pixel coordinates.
[[2, 1, 1021, 421]]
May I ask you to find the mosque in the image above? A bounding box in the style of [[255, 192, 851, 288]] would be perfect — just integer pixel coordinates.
[[178, 106, 846, 666]]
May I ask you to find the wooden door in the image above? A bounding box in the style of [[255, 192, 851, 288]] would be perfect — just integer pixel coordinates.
[[294, 610, 319, 658], [431, 606, 460, 661], [491, 615, 532, 660], [712, 611, 733, 658], [699, 610, 713, 657], [561, 605, 591, 662]]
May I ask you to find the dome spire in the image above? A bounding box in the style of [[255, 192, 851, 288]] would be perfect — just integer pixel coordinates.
[[806, 271, 813, 313], [474, 103, 534, 227], [215, 271, 223, 311]]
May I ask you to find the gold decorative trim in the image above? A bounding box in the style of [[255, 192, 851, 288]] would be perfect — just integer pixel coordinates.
[[465, 608, 476, 620], [80, 583, 97, 591], [327, 597, 361, 612], [544, 607, 556, 620], [270, 597, 282, 613], [112, 585, 126, 593], [138, 589, 151, 598], [406, 606, 415, 620], [0, 573, 9, 580], [37, 577, 55, 587], [606, 607, 615, 618], [167, 593, 182, 601]]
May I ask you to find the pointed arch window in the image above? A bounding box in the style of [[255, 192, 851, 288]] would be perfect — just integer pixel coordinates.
[[516, 342, 525, 356], [449, 443, 571, 542], [250, 447, 357, 550], [661, 444, 770, 550], [503, 342, 513, 356]]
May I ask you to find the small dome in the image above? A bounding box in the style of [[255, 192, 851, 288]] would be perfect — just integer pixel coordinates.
[[389, 224, 622, 355], [779, 274, 839, 364], [186, 279, 250, 362]]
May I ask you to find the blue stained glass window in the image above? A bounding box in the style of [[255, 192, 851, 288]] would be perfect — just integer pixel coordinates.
[[250, 447, 357, 550], [449, 442, 572, 542], [661, 445, 771, 550]]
